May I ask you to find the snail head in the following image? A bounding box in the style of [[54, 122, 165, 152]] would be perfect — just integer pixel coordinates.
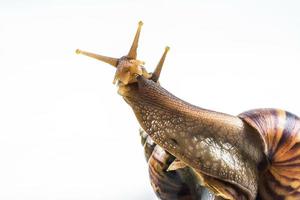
[[76, 21, 169, 95]]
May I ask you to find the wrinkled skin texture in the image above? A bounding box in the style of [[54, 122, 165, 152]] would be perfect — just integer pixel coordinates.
[[119, 76, 265, 199]]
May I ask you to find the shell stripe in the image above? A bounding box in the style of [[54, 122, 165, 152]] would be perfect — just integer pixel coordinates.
[[239, 108, 300, 200], [148, 146, 193, 199]]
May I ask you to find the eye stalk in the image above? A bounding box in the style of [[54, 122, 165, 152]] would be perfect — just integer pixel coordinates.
[[152, 46, 170, 82], [76, 21, 170, 85]]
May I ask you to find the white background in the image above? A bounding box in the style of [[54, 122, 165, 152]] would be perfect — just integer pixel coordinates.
[[0, 0, 300, 199]]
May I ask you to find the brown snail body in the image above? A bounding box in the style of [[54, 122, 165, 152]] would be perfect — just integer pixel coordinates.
[[76, 22, 300, 200]]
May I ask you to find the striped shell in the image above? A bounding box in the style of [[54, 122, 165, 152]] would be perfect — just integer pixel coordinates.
[[139, 129, 220, 200], [239, 109, 300, 200]]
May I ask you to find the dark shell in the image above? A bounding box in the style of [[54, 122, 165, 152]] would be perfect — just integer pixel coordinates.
[[239, 109, 300, 200], [148, 145, 197, 200], [140, 129, 221, 200]]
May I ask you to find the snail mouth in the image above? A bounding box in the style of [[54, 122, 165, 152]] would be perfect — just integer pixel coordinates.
[[113, 57, 150, 85], [117, 75, 147, 99]]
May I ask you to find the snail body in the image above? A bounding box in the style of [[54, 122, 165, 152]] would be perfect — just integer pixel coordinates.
[[77, 22, 300, 200]]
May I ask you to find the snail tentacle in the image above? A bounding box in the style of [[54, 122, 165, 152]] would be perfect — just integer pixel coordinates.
[[127, 21, 143, 59], [151, 46, 170, 82]]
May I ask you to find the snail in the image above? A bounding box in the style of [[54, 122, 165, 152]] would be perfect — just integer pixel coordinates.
[[76, 21, 300, 200]]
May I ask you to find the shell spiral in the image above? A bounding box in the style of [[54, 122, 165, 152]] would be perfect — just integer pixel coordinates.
[[239, 109, 300, 200]]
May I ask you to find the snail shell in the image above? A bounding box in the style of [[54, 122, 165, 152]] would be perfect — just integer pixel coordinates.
[[140, 129, 221, 200], [239, 108, 300, 200]]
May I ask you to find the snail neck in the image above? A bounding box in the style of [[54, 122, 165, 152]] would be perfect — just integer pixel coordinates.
[[122, 76, 263, 163], [122, 76, 243, 139]]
